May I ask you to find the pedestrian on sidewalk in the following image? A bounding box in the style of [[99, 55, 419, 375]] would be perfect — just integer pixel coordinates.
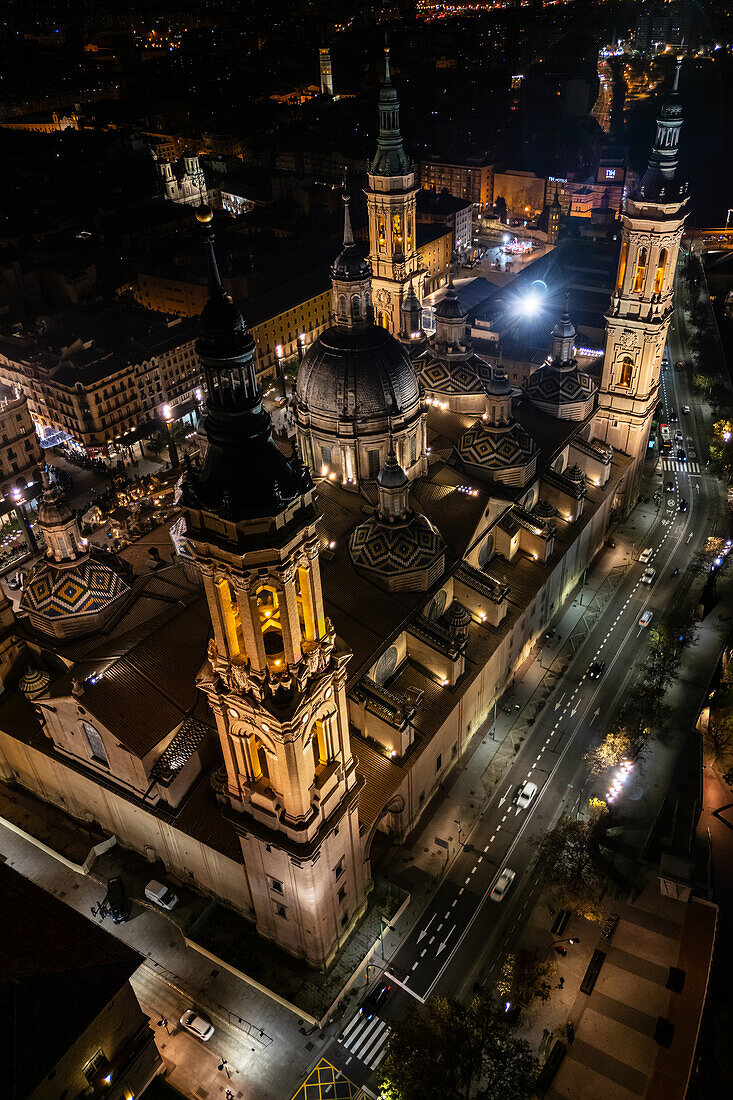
[[558, 976, 565, 989]]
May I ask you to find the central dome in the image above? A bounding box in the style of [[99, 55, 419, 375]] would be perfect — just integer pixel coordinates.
[[296, 324, 421, 422]]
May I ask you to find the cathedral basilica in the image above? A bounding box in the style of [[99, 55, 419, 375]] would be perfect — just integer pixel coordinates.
[[0, 53, 687, 970]]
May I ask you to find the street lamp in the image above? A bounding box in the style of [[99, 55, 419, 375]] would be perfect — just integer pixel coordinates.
[[162, 403, 180, 469], [11, 486, 38, 554]]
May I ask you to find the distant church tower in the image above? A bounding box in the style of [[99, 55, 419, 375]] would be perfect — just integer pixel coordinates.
[[182, 207, 368, 968], [547, 186, 561, 245], [319, 48, 334, 97], [595, 60, 687, 511], [366, 46, 425, 334]]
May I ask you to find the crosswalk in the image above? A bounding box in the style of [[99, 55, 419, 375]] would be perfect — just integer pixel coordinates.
[[338, 1010, 392, 1071], [662, 458, 700, 474]]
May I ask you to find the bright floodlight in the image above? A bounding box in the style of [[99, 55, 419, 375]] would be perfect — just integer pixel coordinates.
[[503, 233, 510, 243], [518, 291, 541, 316]]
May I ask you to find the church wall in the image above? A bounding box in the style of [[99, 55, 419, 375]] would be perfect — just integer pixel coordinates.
[[40, 701, 151, 795], [0, 732, 255, 915], [382, 488, 613, 841]]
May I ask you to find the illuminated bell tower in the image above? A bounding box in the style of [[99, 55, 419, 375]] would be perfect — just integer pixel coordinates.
[[366, 45, 425, 334], [182, 206, 367, 968], [595, 60, 687, 510]]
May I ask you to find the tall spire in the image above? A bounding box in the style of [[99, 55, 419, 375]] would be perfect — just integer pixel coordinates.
[[371, 44, 411, 177], [183, 208, 312, 520], [640, 57, 684, 197], [551, 289, 576, 365], [330, 184, 373, 328], [342, 181, 355, 248]]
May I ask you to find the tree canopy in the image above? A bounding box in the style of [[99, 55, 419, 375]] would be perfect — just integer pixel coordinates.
[[533, 813, 605, 921], [378, 993, 538, 1100]]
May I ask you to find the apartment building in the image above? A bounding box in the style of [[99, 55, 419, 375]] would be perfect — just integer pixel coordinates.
[[421, 156, 494, 209], [0, 305, 202, 454], [0, 385, 43, 498]]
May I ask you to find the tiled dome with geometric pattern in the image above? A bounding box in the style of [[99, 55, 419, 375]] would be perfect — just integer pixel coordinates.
[[349, 512, 445, 592], [419, 353, 493, 396], [524, 363, 596, 421], [457, 419, 539, 487], [20, 552, 131, 637]]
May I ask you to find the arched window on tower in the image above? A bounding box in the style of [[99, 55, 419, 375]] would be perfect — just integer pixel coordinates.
[[216, 578, 243, 658], [378, 215, 386, 249], [379, 310, 389, 329], [351, 293, 361, 320], [338, 295, 347, 319], [392, 213, 403, 250], [618, 357, 633, 387], [653, 248, 668, 295], [616, 241, 628, 292], [632, 247, 647, 294], [310, 719, 328, 775], [249, 734, 271, 784], [255, 584, 286, 672]]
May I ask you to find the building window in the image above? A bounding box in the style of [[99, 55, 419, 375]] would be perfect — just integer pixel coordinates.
[[367, 449, 380, 479], [337, 885, 346, 903], [435, 753, 442, 773], [321, 445, 332, 467], [82, 1051, 106, 1082], [275, 904, 287, 918], [618, 358, 633, 387], [270, 878, 283, 894], [341, 911, 349, 928], [653, 248, 667, 295], [82, 722, 108, 767], [632, 247, 647, 293], [334, 858, 344, 880]]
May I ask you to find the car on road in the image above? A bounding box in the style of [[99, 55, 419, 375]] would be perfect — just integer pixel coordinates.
[[588, 660, 606, 680], [105, 877, 130, 924], [665, 481, 675, 492], [678, 499, 688, 512], [491, 867, 516, 902], [361, 981, 392, 1020], [639, 610, 654, 628], [677, 448, 686, 461], [642, 567, 656, 584], [179, 1009, 215, 1041], [675, 361, 684, 371], [675, 430, 684, 442], [639, 547, 653, 563], [683, 405, 690, 414], [670, 409, 677, 421], [515, 780, 538, 809], [145, 879, 179, 910]]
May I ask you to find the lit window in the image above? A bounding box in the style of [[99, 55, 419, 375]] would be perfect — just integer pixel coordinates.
[[82, 722, 108, 767], [618, 357, 633, 387], [632, 247, 647, 293], [653, 248, 667, 295]]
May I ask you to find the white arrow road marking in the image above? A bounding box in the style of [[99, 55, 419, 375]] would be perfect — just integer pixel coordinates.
[[515, 807, 522, 816], [570, 702, 579, 717], [436, 926, 455, 956], [554, 693, 566, 711], [498, 787, 511, 807], [416, 914, 436, 943], [591, 707, 600, 722]]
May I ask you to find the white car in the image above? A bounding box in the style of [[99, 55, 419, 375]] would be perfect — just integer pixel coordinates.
[[682, 405, 690, 414], [515, 781, 537, 809], [641, 567, 655, 584], [490, 867, 516, 902], [639, 610, 653, 628], [179, 1010, 215, 1042], [145, 879, 179, 910]]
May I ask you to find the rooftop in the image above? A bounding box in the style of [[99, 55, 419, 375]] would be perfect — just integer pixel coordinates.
[[0, 863, 143, 1096]]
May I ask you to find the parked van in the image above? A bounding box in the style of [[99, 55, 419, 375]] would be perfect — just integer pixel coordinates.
[[639, 547, 653, 564], [145, 879, 179, 910], [106, 877, 130, 924]]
